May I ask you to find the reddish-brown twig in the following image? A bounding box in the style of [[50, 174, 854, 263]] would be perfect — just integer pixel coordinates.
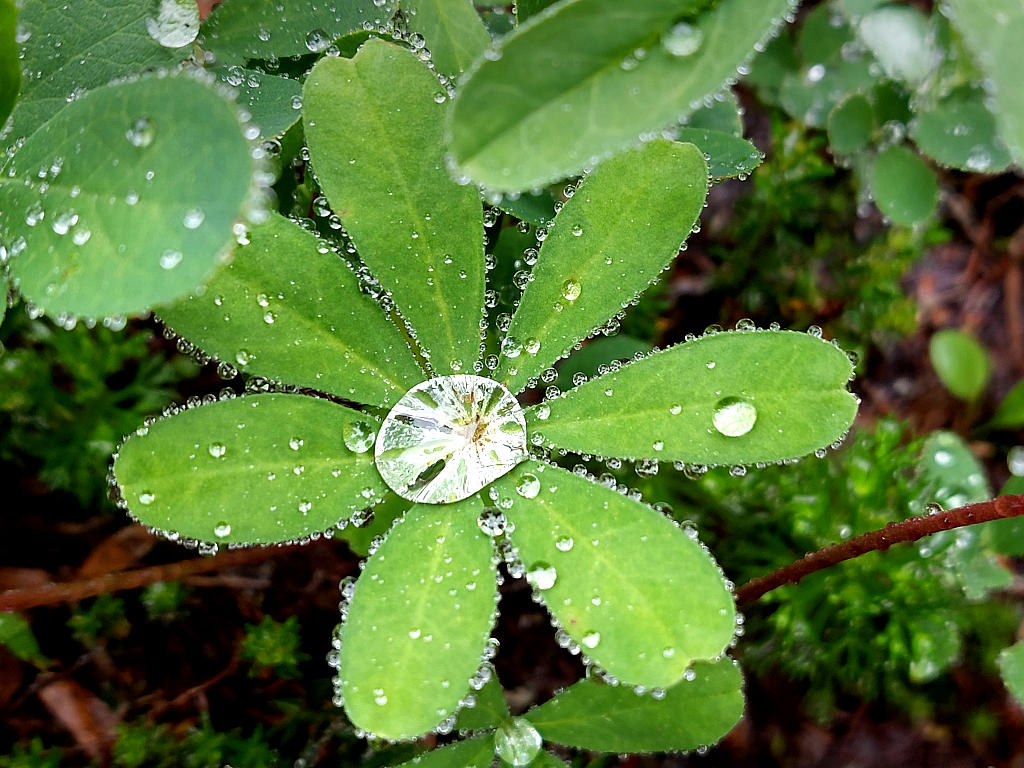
[[735, 493, 1024, 604], [0, 541, 320, 612]]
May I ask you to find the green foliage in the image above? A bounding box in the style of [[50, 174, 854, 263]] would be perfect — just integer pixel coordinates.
[[0, 612, 51, 667], [530, 329, 856, 466], [69, 594, 129, 645], [114, 393, 389, 545], [448, 0, 796, 190], [0, 738, 63, 768], [989, 379, 1024, 430], [0, 0, 19, 130], [401, 0, 490, 78], [200, 0, 396, 63], [0, 315, 196, 506], [2, 0, 190, 142], [240, 615, 307, 677], [495, 138, 709, 393], [869, 144, 938, 226], [140, 581, 188, 621], [998, 642, 1024, 707], [679, 420, 1015, 717], [524, 659, 742, 753], [943, 0, 1024, 166], [929, 328, 991, 401], [112, 716, 281, 768], [303, 40, 485, 372], [1, 75, 257, 318], [158, 213, 423, 408]]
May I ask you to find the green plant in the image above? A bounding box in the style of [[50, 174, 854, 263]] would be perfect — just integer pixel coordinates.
[[672, 420, 1016, 719], [2, 0, 1024, 764], [746, 0, 1022, 227], [241, 615, 307, 678]]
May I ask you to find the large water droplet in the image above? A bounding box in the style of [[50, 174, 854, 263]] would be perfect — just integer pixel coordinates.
[[661, 22, 704, 57], [214, 521, 231, 538], [208, 442, 227, 458], [477, 507, 507, 537], [526, 562, 557, 590], [126, 116, 155, 148], [146, 0, 199, 48], [561, 279, 582, 302], [343, 420, 376, 453], [581, 630, 601, 649], [712, 397, 757, 437], [374, 375, 528, 504], [305, 28, 331, 52], [138, 491, 156, 505], [516, 472, 540, 499], [494, 718, 543, 767]]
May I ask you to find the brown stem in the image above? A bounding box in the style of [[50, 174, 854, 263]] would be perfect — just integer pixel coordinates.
[[735, 493, 1024, 604], [0, 541, 318, 612]]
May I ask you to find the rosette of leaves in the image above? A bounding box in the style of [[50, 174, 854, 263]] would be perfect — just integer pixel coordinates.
[[111, 38, 857, 748], [676, 420, 1015, 719]]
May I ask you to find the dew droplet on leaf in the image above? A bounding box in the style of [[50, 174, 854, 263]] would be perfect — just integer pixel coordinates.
[[494, 718, 543, 767], [712, 397, 757, 437]]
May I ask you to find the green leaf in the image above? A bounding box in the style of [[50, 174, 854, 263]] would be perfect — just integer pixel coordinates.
[[827, 94, 873, 155], [200, 0, 397, 64], [989, 379, 1024, 430], [214, 67, 303, 139], [495, 139, 708, 393], [943, 0, 1024, 167], [675, 128, 762, 181], [912, 88, 1012, 174], [1, 75, 256, 319], [495, 461, 735, 687], [0, 0, 19, 131], [0, 612, 52, 668], [454, 675, 508, 732], [497, 191, 555, 227], [113, 393, 388, 545], [553, 335, 653, 392], [391, 736, 495, 768], [158, 214, 423, 408], [869, 145, 938, 227], [338, 492, 410, 557], [2, 0, 190, 144], [529, 329, 857, 466], [304, 39, 485, 373], [448, 0, 798, 191], [339, 497, 498, 740], [403, 0, 491, 78], [929, 329, 991, 401], [526, 659, 742, 752], [986, 476, 1024, 556], [686, 91, 743, 136], [999, 642, 1024, 706], [515, 0, 558, 24], [855, 4, 935, 87]]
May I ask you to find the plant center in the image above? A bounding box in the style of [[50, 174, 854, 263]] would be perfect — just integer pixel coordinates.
[[374, 375, 528, 504]]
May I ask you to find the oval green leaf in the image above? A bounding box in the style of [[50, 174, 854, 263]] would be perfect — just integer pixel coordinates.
[[989, 378, 1024, 430], [928, 328, 991, 401], [869, 145, 938, 227], [304, 39, 485, 373], [1, 75, 257, 319], [448, 0, 798, 191], [495, 461, 735, 687], [912, 88, 1012, 174], [158, 214, 423, 408], [495, 139, 708, 393], [675, 128, 763, 181], [0, 0, 19, 131], [114, 393, 388, 545], [403, 0, 490, 78], [527, 329, 857, 465], [453, 675, 508, 733], [1, 0, 190, 145], [339, 497, 498, 740], [827, 93, 873, 155], [943, 0, 1024, 167], [526, 659, 742, 753], [200, 0, 397, 63], [856, 4, 935, 87]]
